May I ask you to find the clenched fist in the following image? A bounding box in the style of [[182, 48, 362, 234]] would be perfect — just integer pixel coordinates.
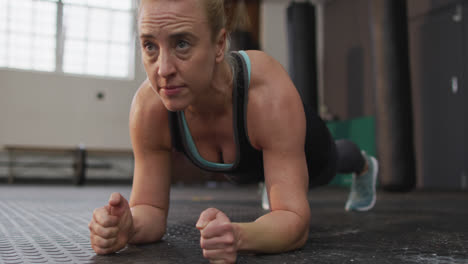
[[89, 192, 134, 254], [196, 208, 239, 264]]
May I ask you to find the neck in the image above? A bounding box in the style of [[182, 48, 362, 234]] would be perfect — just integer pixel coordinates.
[[186, 60, 233, 119]]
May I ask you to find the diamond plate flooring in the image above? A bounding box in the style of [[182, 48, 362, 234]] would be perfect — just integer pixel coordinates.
[[0, 184, 467, 264]]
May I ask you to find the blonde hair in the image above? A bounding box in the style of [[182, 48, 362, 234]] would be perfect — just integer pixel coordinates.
[[139, 1, 251, 39], [203, 0, 227, 41], [205, 0, 251, 36]]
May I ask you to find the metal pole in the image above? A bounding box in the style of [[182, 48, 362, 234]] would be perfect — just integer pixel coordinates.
[[287, 2, 318, 112], [8, 150, 14, 184], [74, 144, 86, 185], [369, 0, 415, 191]]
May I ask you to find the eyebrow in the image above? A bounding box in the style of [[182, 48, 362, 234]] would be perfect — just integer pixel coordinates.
[[139, 33, 155, 39], [139, 31, 198, 41]]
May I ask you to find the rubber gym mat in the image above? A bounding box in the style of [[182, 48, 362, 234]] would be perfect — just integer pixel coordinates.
[[0, 185, 467, 263]]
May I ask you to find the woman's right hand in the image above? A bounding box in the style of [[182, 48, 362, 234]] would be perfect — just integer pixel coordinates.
[[89, 192, 134, 255]]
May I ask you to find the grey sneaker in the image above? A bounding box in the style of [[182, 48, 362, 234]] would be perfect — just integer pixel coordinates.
[[260, 182, 270, 211], [345, 153, 378, 211]]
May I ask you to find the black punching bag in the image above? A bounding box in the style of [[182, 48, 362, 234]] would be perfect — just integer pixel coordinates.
[[369, 0, 415, 191], [287, 2, 318, 112]]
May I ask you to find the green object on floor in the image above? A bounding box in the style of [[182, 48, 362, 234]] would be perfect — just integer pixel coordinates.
[[326, 116, 376, 187]]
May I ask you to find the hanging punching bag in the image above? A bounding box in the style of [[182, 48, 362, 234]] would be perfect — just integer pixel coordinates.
[[369, 0, 415, 191], [287, 2, 318, 113]]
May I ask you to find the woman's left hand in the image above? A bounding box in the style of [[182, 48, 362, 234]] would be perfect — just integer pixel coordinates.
[[196, 208, 239, 264]]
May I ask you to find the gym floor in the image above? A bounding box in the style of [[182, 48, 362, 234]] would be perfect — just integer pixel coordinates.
[[0, 183, 467, 264]]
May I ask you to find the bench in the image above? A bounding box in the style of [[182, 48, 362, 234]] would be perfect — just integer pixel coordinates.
[[1, 145, 133, 185]]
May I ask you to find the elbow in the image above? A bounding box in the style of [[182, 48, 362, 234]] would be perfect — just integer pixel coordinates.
[[291, 211, 310, 250], [127, 204, 168, 245], [296, 225, 309, 249], [128, 223, 167, 245], [129, 228, 165, 245], [272, 206, 310, 252], [147, 228, 166, 243], [278, 222, 309, 253], [270, 208, 310, 252], [289, 219, 309, 251]]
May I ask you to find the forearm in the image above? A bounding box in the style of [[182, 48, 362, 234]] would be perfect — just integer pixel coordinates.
[[128, 204, 167, 244], [233, 210, 310, 253]]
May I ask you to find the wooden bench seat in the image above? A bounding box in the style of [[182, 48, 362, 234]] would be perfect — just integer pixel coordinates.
[[2, 145, 133, 185]]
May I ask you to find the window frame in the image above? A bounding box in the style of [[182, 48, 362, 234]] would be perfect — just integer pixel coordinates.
[[0, 0, 137, 80]]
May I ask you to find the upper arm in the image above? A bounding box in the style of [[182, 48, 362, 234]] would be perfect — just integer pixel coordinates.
[[246, 51, 310, 221], [128, 80, 172, 215]]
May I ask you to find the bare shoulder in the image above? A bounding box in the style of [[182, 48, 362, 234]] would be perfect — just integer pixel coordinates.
[[242, 50, 283, 86], [130, 79, 172, 152], [242, 50, 306, 151], [243, 50, 299, 108]]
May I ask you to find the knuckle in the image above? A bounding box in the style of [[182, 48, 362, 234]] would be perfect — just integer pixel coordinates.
[[94, 214, 104, 224], [92, 234, 113, 248], [98, 226, 116, 238], [92, 244, 103, 254], [225, 234, 235, 245], [102, 216, 118, 227], [202, 249, 210, 258], [102, 228, 114, 238], [199, 229, 207, 238], [93, 235, 103, 245], [93, 224, 103, 235], [90, 223, 100, 233], [93, 207, 105, 216], [204, 207, 218, 215], [225, 246, 236, 254], [95, 247, 111, 255], [99, 238, 115, 248], [94, 209, 115, 227], [103, 240, 114, 248], [221, 222, 233, 231], [102, 218, 112, 227], [199, 237, 205, 249]]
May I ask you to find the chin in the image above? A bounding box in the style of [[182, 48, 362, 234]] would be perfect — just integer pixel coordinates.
[[162, 99, 187, 112]]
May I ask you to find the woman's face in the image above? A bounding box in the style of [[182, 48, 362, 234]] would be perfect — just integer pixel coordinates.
[[138, 0, 225, 111]]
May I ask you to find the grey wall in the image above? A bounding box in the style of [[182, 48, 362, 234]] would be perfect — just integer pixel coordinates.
[[260, 0, 292, 70], [323, 0, 375, 120], [0, 46, 146, 150], [261, 0, 374, 121]]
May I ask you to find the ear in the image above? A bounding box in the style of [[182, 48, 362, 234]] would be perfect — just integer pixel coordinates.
[[215, 28, 227, 63]]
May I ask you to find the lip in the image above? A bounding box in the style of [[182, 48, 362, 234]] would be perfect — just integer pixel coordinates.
[[161, 85, 185, 96]]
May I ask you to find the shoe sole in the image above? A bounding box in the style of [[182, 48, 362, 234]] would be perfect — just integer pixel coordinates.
[[352, 156, 378, 212]]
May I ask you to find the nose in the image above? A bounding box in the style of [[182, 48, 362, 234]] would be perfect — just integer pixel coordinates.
[[157, 50, 176, 78]]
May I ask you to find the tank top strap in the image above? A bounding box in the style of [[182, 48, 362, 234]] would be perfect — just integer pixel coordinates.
[[238, 50, 251, 84]]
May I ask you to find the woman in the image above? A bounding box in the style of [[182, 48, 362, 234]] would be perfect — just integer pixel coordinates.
[[88, 0, 378, 263]]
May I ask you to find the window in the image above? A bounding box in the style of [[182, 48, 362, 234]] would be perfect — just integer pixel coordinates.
[[0, 0, 135, 79], [0, 0, 57, 72]]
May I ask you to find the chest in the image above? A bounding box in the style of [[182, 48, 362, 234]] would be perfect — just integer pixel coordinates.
[[184, 113, 237, 164]]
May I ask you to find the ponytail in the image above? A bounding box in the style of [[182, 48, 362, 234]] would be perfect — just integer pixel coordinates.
[[224, 0, 251, 33]]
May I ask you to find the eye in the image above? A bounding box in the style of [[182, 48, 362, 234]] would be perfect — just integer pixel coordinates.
[[176, 40, 190, 51], [143, 42, 158, 53]]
